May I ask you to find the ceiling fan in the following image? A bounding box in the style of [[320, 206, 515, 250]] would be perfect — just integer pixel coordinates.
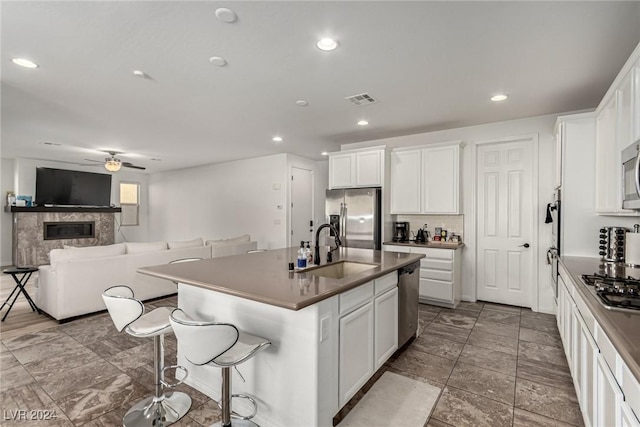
[[85, 151, 146, 172]]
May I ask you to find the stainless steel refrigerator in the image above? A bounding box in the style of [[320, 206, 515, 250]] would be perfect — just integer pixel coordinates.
[[325, 188, 381, 250]]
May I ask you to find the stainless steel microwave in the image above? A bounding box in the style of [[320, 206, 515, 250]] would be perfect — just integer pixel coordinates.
[[622, 139, 640, 210]]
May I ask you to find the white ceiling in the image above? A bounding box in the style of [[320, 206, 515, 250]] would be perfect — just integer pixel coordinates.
[[2, 1, 640, 173]]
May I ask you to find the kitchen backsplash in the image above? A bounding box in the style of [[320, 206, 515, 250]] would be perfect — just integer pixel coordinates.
[[396, 214, 464, 242]]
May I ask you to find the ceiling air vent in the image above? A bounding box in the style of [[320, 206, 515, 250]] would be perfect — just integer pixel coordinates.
[[345, 93, 378, 106]]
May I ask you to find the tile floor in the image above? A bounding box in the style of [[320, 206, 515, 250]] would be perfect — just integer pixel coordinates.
[[0, 297, 583, 427]]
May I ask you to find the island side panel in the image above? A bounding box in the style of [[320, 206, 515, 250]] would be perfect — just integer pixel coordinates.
[[177, 283, 339, 427]]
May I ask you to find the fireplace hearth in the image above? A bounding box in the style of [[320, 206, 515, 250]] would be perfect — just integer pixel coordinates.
[[11, 207, 118, 266], [44, 221, 95, 240]]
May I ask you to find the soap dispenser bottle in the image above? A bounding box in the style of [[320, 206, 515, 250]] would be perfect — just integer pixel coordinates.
[[297, 241, 307, 269], [305, 241, 313, 265]]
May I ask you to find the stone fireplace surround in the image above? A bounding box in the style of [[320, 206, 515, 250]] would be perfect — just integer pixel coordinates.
[[11, 206, 121, 266]]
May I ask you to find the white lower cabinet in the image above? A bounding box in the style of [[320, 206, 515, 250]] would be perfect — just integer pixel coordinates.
[[384, 244, 461, 308], [374, 287, 398, 370], [578, 312, 598, 427], [339, 301, 374, 407], [622, 401, 640, 427], [338, 273, 398, 408], [597, 354, 622, 427], [557, 263, 640, 427]]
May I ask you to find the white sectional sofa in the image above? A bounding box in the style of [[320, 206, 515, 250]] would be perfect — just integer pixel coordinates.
[[35, 235, 257, 321]]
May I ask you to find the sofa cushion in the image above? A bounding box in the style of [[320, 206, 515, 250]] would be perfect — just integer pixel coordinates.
[[167, 237, 204, 250], [125, 241, 168, 254], [50, 243, 126, 266], [206, 234, 251, 247]]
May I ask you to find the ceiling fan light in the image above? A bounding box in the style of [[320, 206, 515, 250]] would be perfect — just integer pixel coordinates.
[[105, 158, 122, 172]]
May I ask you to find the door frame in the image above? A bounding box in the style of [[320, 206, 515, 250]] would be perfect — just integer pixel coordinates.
[[288, 166, 315, 248], [471, 133, 540, 310]]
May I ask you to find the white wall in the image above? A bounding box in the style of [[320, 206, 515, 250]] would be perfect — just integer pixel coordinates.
[[342, 113, 559, 312], [148, 153, 322, 250], [1, 158, 15, 266]]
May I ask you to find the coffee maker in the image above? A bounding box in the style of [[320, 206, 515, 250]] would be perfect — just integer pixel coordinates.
[[393, 222, 410, 242]]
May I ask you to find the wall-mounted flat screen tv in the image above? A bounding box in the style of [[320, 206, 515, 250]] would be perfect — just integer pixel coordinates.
[[35, 167, 112, 207]]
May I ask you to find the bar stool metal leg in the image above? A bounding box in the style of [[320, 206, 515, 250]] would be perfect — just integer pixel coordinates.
[[123, 334, 192, 427], [212, 367, 259, 427]]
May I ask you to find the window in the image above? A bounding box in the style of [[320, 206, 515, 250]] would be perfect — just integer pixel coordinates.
[[120, 182, 140, 226]]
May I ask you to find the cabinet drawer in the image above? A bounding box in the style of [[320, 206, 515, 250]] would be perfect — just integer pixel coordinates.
[[596, 326, 618, 379], [411, 247, 454, 260], [374, 272, 397, 295], [340, 281, 374, 315], [425, 248, 454, 260], [420, 268, 452, 282], [573, 288, 595, 337], [383, 245, 411, 254], [622, 361, 640, 421], [420, 258, 453, 271], [419, 278, 452, 302]]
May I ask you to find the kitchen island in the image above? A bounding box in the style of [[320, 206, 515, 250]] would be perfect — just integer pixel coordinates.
[[138, 247, 424, 427]]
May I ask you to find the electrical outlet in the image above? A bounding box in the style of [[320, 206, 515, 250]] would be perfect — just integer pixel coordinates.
[[320, 316, 330, 342]]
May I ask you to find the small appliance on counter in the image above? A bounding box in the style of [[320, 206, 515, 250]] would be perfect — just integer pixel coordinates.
[[625, 224, 640, 267], [415, 227, 426, 243], [599, 226, 628, 263], [393, 222, 410, 242]]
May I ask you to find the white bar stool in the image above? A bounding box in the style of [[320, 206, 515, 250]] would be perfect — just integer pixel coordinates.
[[170, 308, 271, 427], [102, 286, 192, 426]]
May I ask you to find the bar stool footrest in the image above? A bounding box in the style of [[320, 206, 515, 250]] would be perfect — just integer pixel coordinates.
[[160, 364, 188, 388], [215, 393, 258, 421]]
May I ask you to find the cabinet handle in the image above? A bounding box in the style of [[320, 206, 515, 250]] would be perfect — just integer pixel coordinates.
[[520, 243, 530, 248]]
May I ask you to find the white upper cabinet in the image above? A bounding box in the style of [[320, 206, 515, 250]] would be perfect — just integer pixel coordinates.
[[422, 144, 460, 214], [390, 141, 462, 214], [390, 149, 422, 213], [594, 45, 640, 215], [328, 148, 384, 189], [595, 95, 620, 213], [634, 59, 640, 143], [329, 153, 355, 188]]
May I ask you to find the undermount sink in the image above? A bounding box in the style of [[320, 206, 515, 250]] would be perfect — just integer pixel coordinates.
[[304, 261, 378, 279]]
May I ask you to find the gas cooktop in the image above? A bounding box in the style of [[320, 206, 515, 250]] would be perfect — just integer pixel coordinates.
[[582, 273, 640, 313]]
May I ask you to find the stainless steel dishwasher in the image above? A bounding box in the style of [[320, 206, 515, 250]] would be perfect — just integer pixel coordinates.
[[398, 261, 420, 347]]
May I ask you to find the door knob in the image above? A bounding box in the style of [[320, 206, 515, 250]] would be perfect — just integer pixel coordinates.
[[520, 243, 530, 248]]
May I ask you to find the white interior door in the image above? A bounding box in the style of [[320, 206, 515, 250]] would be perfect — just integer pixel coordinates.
[[291, 167, 313, 247], [477, 138, 534, 307]]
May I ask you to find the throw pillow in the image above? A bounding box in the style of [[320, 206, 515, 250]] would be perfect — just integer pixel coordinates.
[[206, 234, 251, 247], [50, 243, 126, 266], [125, 241, 168, 254], [167, 237, 204, 249]]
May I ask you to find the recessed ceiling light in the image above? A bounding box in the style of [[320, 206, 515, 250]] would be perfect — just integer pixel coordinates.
[[209, 56, 227, 67], [357, 120, 369, 126], [491, 94, 508, 102], [12, 58, 38, 69], [215, 8, 238, 23], [132, 70, 149, 78], [296, 100, 309, 107], [316, 38, 339, 51], [321, 152, 329, 156], [272, 136, 283, 143]]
